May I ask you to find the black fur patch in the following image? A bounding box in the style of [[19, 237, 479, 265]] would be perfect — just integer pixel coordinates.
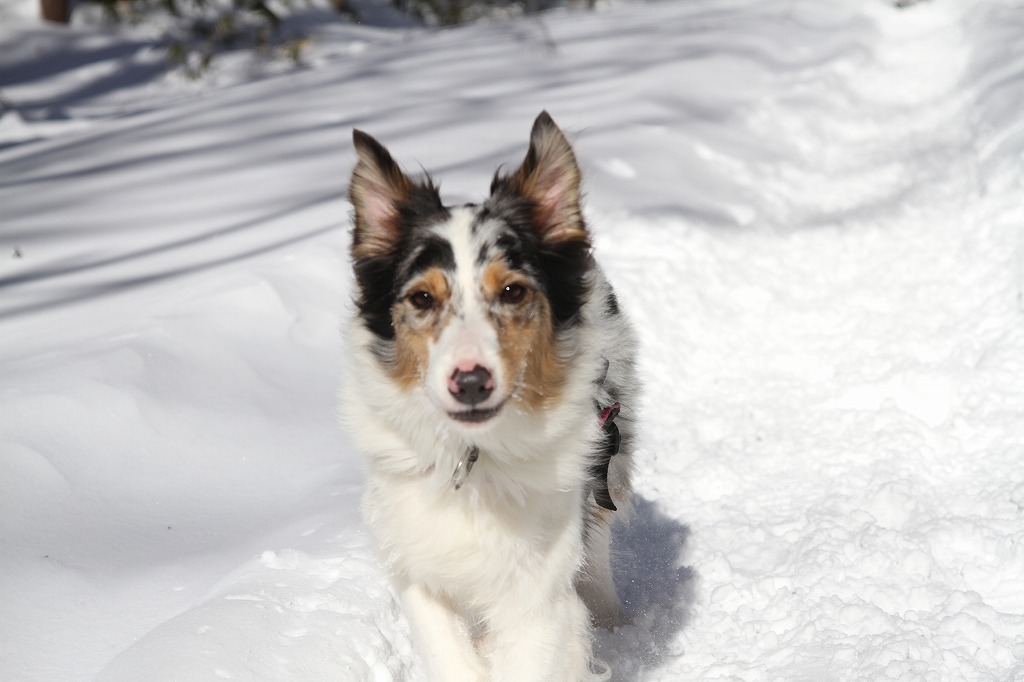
[[353, 255, 400, 340], [482, 184, 593, 329], [605, 291, 620, 317], [352, 181, 450, 341], [403, 235, 455, 281]]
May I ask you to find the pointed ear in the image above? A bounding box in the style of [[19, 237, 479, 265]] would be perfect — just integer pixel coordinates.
[[349, 129, 417, 259], [498, 111, 587, 244]]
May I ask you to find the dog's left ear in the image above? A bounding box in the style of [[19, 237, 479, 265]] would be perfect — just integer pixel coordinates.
[[496, 111, 588, 244]]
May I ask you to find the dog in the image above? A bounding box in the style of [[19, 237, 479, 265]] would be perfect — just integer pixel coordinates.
[[342, 111, 639, 682]]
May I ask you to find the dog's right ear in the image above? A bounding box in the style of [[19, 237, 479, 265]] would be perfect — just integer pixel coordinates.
[[349, 130, 417, 259]]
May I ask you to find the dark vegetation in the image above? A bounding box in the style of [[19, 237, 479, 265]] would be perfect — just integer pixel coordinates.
[[39, 0, 590, 77]]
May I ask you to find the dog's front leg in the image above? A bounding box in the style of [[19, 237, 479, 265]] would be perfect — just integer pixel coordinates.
[[396, 577, 488, 682], [485, 587, 600, 682]]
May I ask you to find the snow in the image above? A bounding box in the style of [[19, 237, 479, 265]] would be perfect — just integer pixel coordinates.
[[2, 0, 1024, 680]]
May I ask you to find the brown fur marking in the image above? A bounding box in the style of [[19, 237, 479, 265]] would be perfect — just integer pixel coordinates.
[[389, 268, 453, 390], [481, 260, 567, 411]]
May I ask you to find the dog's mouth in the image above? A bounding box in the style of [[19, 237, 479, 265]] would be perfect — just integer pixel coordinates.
[[448, 403, 504, 425]]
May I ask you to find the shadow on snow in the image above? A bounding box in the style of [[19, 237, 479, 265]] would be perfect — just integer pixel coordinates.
[[598, 495, 695, 680]]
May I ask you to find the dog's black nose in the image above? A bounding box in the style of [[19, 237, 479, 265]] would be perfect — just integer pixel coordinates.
[[450, 366, 494, 406]]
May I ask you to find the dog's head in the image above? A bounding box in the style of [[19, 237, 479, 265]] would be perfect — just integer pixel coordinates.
[[348, 112, 593, 430]]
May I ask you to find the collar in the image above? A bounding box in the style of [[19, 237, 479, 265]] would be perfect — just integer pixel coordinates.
[[448, 401, 622, 512], [592, 402, 622, 511]]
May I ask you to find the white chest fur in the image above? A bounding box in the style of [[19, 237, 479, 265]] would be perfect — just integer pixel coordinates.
[[363, 462, 586, 608]]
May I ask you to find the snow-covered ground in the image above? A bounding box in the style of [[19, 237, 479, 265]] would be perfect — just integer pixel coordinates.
[[2, 0, 1024, 680]]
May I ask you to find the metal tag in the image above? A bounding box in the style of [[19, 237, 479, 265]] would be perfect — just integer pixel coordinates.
[[451, 446, 480, 490]]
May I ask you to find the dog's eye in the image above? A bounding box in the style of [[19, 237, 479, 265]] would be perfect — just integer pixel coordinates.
[[408, 291, 435, 311], [500, 284, 527, 305]]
